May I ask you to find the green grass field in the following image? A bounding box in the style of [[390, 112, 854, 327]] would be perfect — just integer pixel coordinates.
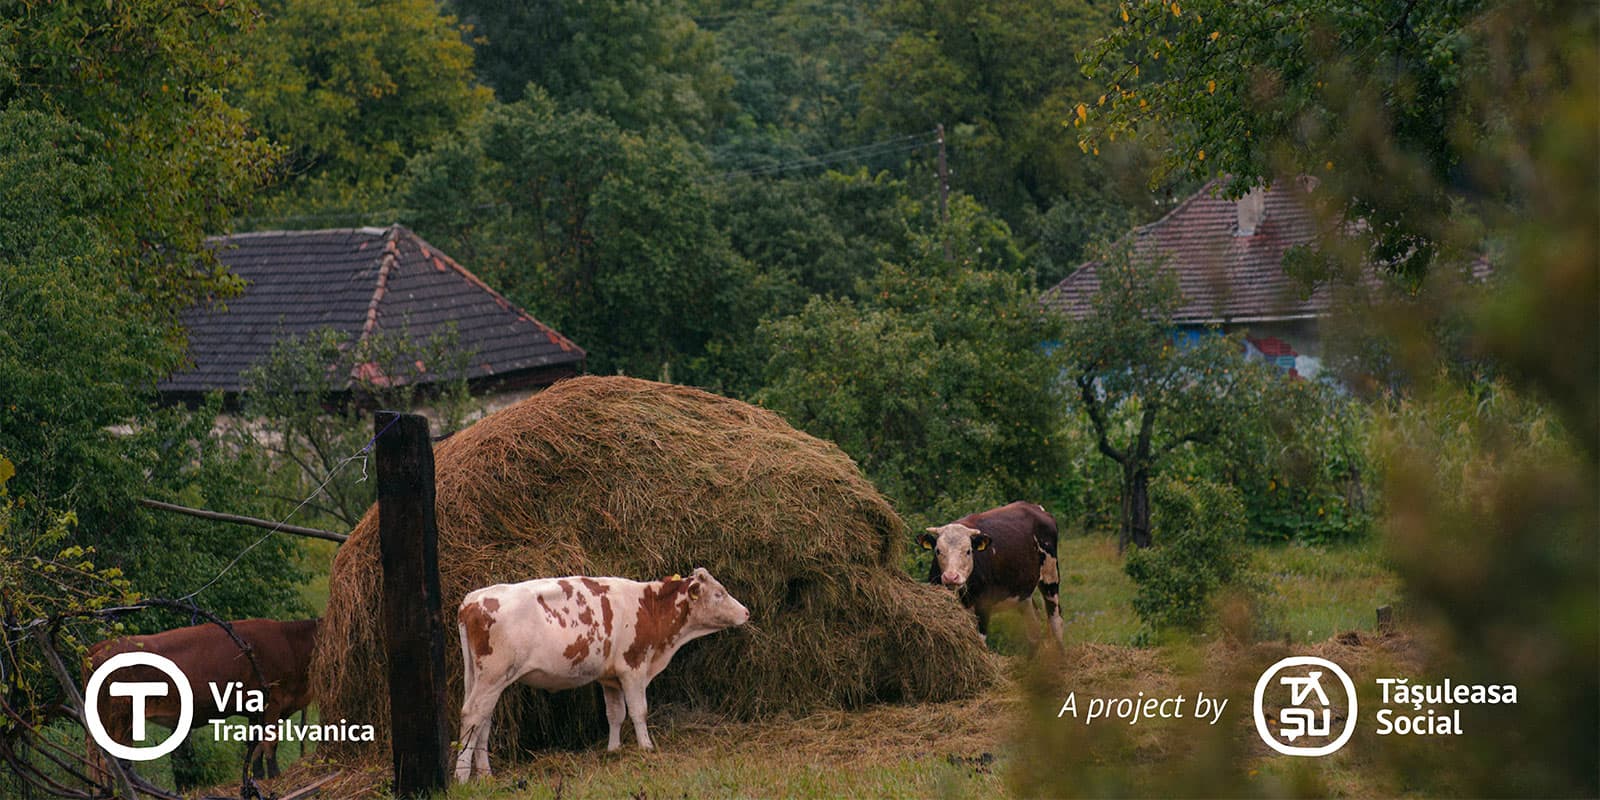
[[1055, 533, 1399, 646]]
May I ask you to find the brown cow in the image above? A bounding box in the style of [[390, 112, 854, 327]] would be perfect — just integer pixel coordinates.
[[84, 618, 318, 780], [454, 568, 749, 782], [918, 501, 1063, 644]]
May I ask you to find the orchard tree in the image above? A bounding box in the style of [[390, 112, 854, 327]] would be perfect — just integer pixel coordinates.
[[1059, 244, 1275, 551], [238, 326, 474, 529], [1078, 0, 1501, 284]]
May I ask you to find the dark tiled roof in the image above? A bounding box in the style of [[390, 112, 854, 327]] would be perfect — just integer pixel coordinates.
[[1042, 179, 1327, 323], [161, 226, 584, 394]]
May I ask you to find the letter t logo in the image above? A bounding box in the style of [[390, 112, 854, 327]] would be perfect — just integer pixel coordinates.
[[110, 681, 169, 741], [84, 652, 194, 762]]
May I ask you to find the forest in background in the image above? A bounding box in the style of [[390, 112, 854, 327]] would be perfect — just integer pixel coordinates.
[[1, 3, 1594, 794], [2, 0, 1186, 626]]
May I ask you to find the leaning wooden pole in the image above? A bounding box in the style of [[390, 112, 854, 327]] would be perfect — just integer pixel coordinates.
[[137, 498, 348, 543], [375, 411, 450, 797]]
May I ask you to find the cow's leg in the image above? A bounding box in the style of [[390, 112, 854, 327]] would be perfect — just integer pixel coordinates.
[[86, 709, 128, 789], [1039, 551, 1065, 644], [620, 676, 655, 751], [975, 607, 991, 647], [256, 695, 298, 778], [602, 683, 626, 751], [171, 735, 202, 788], [254, 739, 280, 779], [454, 676, 509, 782], [472, 714, 492, 778]]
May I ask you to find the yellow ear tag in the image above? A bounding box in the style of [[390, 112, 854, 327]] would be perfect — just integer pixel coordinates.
[[668, 573, 682, 582]]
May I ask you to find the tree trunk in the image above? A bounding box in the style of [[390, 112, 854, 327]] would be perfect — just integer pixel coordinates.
[[1119, 464, 1152, 552]]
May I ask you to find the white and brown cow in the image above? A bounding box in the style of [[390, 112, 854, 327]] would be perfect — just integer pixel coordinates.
[[453, 567, 749, 782], [918, 501, 1063, 644]]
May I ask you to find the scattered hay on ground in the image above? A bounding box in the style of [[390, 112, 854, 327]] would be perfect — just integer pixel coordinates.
[[311, 376, 997, 760]]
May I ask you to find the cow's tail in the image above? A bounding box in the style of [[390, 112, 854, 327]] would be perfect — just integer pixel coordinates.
[[457, 619, 475, 706]]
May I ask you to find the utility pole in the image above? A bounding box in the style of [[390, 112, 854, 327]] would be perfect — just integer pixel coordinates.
[[936, 124, 951, 260]]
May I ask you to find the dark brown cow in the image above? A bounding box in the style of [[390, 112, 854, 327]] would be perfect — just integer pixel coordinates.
[[84, 618, 318, 779], [918, 501, 1063, 643]]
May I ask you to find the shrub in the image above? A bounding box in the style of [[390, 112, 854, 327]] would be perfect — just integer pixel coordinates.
[[1227, 379, 1374, 543], [1125, 477, 1248, 632]]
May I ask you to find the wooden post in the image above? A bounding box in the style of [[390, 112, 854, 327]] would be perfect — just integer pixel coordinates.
[[1376, 604, 1394, 634], [376, 411, 449, 798]]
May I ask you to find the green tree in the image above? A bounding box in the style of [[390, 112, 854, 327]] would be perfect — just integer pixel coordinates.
[[701, 0, 893, 163], [447, 0, 730, 139], [230, 0, 492, 220], [238, 327, 474, 529], [1079, 0, 1494, 283], [1058, 244, 1277, 550], [0, 4, 296, 624], [400, 91, 754, 383], [0, 0, 278, 311], [858, 0, 1157, 265], [757, 197, 1060, 525]]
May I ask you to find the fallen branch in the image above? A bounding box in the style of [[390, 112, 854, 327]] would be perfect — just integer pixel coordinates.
[[138, 499, 348, 543]]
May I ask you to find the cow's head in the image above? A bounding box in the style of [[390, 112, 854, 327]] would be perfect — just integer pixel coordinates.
[[685, 568, 750, 629], [917, 524, 991, 588]]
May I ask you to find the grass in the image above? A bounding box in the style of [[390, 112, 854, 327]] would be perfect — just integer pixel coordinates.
[[217, 531, 1407, 799], [1055, 533, 1401, 646], [1249, 536, 1401, 643], [296, 537, 339, 615]]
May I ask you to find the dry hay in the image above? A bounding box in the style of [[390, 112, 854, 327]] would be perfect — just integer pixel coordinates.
[[311, 376, 996, 758]]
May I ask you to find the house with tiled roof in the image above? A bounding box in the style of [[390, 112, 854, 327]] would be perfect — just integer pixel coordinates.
[[1041, 178, 1328, 377], [160, 225, 584, 408]]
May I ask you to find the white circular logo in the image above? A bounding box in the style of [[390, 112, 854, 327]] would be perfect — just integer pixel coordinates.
[[83, 651, 194, 761], [1253, 655, 1358, 757]]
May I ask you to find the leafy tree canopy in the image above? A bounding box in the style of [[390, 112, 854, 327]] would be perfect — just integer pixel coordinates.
[[1079, 0, 1503, 282], [446, 0, 731, 139], [400, 90, 752, 384], [231, 0, 492, 219], [0, 3, 299, 626], [699, 0, 894, 163], [758, 196, 1060, 526], [0, 0, 278, 310], [858, 0, 1161, 261]]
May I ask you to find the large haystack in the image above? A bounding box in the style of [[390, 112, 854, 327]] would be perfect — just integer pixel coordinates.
[[312, 376, 995, 756]]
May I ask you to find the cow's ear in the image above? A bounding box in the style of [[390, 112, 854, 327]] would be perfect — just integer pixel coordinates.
[[688, 581, 702, 600], [916, 532, 936, 551], [972, 533, 992, 552]]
